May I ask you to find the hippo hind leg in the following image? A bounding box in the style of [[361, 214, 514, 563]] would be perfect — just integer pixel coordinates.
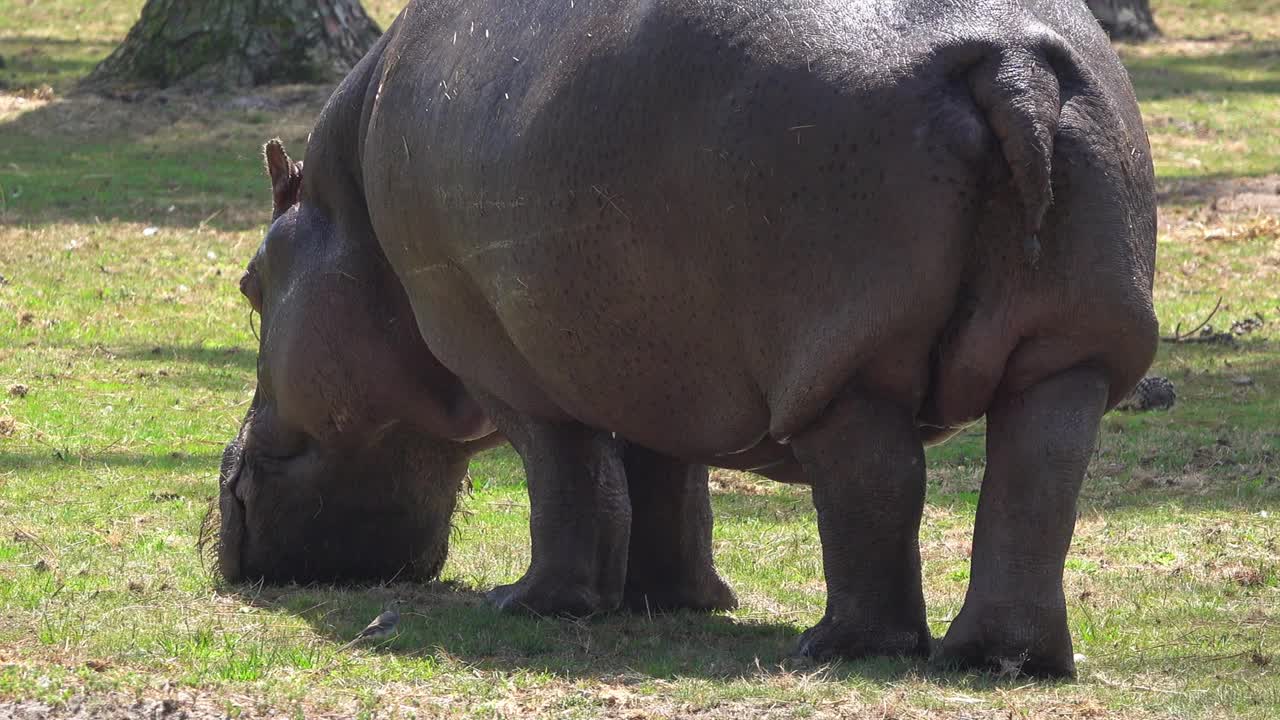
[[935, 364, 1109, 678], [789, 386, 932, 661], [622, 445, 737, 613], [480, 395, 631, 617]]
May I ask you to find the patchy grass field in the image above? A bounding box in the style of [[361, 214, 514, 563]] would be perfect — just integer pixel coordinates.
[[1, 0, 1277, 717]]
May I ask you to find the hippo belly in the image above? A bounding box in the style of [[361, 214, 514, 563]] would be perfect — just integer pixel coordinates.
[[363, 2, 982, 458]]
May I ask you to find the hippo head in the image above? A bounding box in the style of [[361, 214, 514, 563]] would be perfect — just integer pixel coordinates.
[[202, 140, 495, 585]]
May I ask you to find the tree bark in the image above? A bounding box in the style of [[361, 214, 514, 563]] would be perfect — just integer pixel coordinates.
[[84, 0, 382, 91], [1085, 0, 1160, 41]]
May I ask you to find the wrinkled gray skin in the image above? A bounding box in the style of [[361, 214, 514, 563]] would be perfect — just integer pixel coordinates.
[[217, 0, 1158, 677]]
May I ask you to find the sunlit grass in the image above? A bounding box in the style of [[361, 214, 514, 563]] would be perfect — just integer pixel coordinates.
[[1, 0, 1278, 717]]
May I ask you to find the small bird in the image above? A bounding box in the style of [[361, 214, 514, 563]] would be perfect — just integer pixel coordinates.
[[342, 601, 402, 648]]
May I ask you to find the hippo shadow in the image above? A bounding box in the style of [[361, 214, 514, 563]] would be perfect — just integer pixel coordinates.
[[224, 580, 965, 684]]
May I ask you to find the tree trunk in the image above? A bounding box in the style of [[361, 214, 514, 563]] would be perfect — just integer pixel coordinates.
[[84, 0, 381, 91], [1085, 0, 1160, 41]]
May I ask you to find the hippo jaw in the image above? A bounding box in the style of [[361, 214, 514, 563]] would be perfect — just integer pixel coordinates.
[[206, 424, 248, 582], [202, 403, 469, 586]]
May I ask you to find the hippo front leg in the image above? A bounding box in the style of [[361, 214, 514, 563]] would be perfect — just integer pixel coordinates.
[[622, 445, 737, 613], [480, 397, 631, 617], [789, 387, 932, 661], [936, 365, 1108, 678]]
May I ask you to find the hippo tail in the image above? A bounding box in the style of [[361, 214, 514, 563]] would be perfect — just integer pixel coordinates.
[[966, 41, 1066, 266]]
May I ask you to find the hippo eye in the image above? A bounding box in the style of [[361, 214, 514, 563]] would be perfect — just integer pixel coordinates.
[[244, 415, 307, 471], [254, 452, 296, 472]]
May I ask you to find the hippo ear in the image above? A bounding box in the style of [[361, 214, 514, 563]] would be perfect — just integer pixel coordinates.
[[264, 139, 304, 220]]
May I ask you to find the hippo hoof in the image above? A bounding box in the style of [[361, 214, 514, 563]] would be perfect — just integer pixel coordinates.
[[794, 617, 932, 662], [624, 575, 739, 614], [933, 606, 1076, 679], [487, 578, 608, 618]]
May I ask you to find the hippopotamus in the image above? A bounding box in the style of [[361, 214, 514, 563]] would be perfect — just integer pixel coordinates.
[[210, 0, 1158, 677]]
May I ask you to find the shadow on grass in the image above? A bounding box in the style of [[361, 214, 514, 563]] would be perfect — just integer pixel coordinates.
[[0, 87, 325, 231], [1124, 41, 1280, 101], [0, 36, 116, 94], [0, 450, 221, 474], [8, 341, 256, 393], [227, 580, 1037, 688], [1156, 172, 1280, 208], [18, 340, 258, 372], [114, 342, 257, 371]]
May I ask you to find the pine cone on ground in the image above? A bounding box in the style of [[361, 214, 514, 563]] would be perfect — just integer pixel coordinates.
[[1116, 376, 1176, 412]]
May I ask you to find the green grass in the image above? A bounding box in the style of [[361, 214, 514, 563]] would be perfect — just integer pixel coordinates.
[[1116, 0, 1280, 181], [2, 1, 1278, 717]]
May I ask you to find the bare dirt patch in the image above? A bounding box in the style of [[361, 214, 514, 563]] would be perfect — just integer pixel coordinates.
[[1119, 33, 1260, 59], [1160, 174, 1280, 214]]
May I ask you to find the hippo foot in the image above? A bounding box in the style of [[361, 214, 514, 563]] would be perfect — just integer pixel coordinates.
[[933, 603, 1076, 679], [624, 573, 738, 614], [487, 576, 613, 618], [794, 616, 932, 662]]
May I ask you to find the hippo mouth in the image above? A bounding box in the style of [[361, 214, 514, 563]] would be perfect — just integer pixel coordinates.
[[198, 420, 251, 582], [199, 406, 479, 585]]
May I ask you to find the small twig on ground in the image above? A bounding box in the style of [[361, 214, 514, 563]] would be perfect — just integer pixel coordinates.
[[1162, 296, 1223, 342], [1158, 650, 1258, 664], [197, 208, 224, 232], [1092, 672, 1200, 696]]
